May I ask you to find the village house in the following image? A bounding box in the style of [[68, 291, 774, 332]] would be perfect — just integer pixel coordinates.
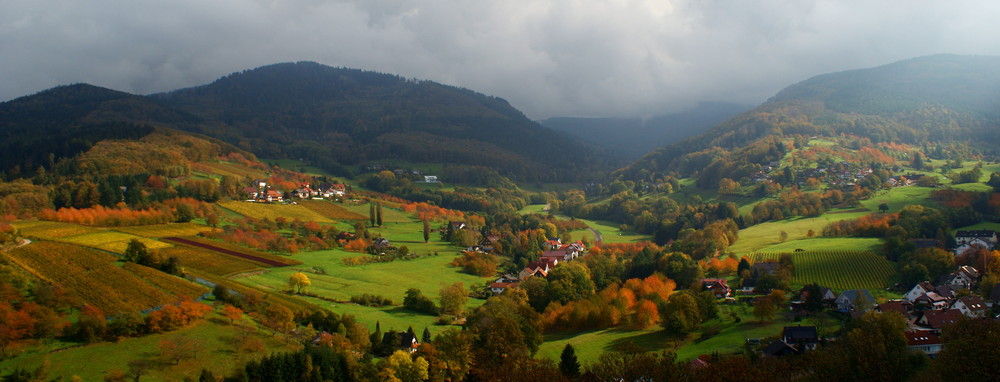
[[835, 289, 875, 312], [383, 332, 421, 354], [905, 331, 943, 358], [702, 278, 731, 298], [489, 281, 520, 295], [954, 230, 998, 247], [877, 300, 913, 317], [796, 285, 837, 304], [917, 309, 963, 333], [914, 291, 950, 310], [781, 326, 819, 351], [544, 239, 563, 250], [905, 282, 936, 303], [952, 295, 987, 318], [938, 266, 980, 290], [264, 190, 283, 202]]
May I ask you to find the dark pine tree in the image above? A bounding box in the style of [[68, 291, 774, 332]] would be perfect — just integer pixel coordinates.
[[559, 343, 581, 377], [376, 203, 383, 227], [422, 327, 432, 344]]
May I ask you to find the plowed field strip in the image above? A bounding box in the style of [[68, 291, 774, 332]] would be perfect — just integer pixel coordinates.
[[163, 237, 287, 267]]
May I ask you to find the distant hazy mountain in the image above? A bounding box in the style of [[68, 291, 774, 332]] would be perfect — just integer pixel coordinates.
[[540, 102, 750, 160], [617, 54, 1000, 184], [0, 62, 618, 182]]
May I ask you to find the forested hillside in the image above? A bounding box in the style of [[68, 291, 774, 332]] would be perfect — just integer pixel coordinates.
[[152, 62, 615, 181], [618, 55, 1000, 186]]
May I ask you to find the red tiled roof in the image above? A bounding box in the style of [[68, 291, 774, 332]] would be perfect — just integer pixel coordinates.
[[905, 331, 941, 346], [922, 309, 963, 328]]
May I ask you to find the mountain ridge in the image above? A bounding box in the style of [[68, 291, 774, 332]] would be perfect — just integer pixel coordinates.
[[617, 54, 1000, 185]]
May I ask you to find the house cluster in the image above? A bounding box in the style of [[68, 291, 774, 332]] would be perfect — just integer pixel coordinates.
[[871, 266, 986, 357], [953, 230, 998, 256], [241, 179, 347, 203], [750, 161, 876, 188], [488, 238, 587, 296], [760, 266, 986, 359]]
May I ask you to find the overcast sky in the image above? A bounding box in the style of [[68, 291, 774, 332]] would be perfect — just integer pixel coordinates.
[[3, 0, 999, 119]]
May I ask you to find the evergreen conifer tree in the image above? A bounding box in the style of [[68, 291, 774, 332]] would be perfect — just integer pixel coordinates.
[[559, 344, 581, 377]]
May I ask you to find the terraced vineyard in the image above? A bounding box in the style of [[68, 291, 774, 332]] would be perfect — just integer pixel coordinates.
[[6, 241, 204, 315], [748, 250, 896, 291], [162, 236, 301, 267], [219, 200, 333, 223], [115, 222, 218, 238], [156, 246, 262, 276]]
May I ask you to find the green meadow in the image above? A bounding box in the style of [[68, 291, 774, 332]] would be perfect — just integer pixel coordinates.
[[0, 313, 297, 382], [537, 302, 843, 365]]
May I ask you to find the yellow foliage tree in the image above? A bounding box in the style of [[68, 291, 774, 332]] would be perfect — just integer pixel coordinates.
[[289, 272, 311, 294]]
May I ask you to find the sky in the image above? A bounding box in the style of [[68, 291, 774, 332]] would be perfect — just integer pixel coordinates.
[[3, 0, 1000, 119]]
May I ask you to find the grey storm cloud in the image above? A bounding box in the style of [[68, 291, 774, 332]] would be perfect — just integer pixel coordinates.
[[3, 0, 1000, 119]]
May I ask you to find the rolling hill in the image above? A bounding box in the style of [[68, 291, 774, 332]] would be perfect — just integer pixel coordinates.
[[151, 62, 615, 181], [617, 54, 1000, 185], [0, 62, 616, 183]]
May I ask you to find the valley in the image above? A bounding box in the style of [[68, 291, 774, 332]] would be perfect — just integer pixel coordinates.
[[1, 55, 999, 380]]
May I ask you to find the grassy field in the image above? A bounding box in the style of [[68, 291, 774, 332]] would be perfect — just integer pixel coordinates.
[[729, 210, 869, 254], [748, 250, 896, 291], [575, 218, 650, 244], [957, 221, 1000, 232], [751, 237, 882, 253], [518, 204, 549, 214], [537, 302, 842, 364], [219, 201, 333, 223], [860, 186, 938, 213], [235, 243, 489, 334], [0, 314, 298, 381], [298, 200, 368, 220], [342, 204, 413, 223], [238, 248, 489, 304], [367, 221, 459, 255]]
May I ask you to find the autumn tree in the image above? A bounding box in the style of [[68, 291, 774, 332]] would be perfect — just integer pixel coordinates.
[[158, 336, 201, 365], [289, 272, 311, 294], [753, 289, 784, 322], [662, 293, 701, 333], [439, 282, 469, 316], [403, 288, 438, 315], [123, 239, 150, 264], [379, 350, 430, 382], [812, 312, 924, 381], [933, 317, 1000, 379], [263, 305, 295, 335], [222, 305, 244, 325]]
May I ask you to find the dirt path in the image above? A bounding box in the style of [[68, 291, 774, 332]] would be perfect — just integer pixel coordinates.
[[588, 227, 603, 243]]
